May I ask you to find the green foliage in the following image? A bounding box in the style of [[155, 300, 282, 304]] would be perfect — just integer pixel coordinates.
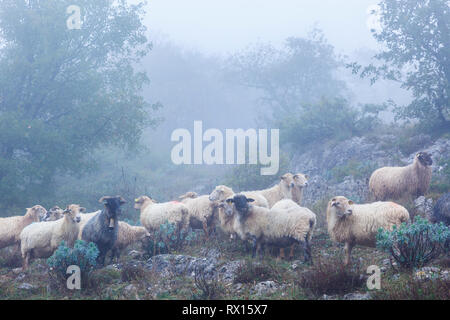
[[376, 216, 450, 269], [143, 221, 197, 258], [372, 273, 450, 300], [429, 159, 450, 194], [277, 99, 385, 148], [0, 0, 158, 210], [330, 159, 377, 183], [47, 240, 99, 275], [350, 0, 450, 132], [229, 29, 345, 123], [192, 265, 224, 300], [223, 152, 290, 191]]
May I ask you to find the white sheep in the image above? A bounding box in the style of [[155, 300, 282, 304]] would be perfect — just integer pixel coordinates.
[[326, 196, 410, 265], [20, 204, 84, 270], [109, 221, 150, 263], [179, 192, 217, 238], [0, 205, 47, 251], [290, 173, 309, 206], [271, 198, 315, 259], [369, 152, 433, 201], [134, 196, 189, 234], [226, 194, 316, 262], [253, 173, 294, 208]]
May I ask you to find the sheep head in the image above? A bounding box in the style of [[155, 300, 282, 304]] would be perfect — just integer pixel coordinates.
[[99, 196, 125, 230], [26, 205, 47, 222], [134, 195, 154, 210], [209, 185, 232, 202], [416, 152, 433, 167], [44, 206, 64, 221], [292, 173, 309, 190], [227, 194, 255, 218], [179, 191, 198, 201], [63, 204, 84, 223], [329, 196, 354, 218]]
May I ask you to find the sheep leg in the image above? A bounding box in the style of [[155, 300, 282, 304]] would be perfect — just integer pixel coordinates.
[[302, 240, 312, 264], [202, 220, 209, 239], [22, 251, 30, 271], [289, 244, 296, 260], [251, 237, 258, 258], [278, 248, 285, 260], [344, 242, 353, 266]]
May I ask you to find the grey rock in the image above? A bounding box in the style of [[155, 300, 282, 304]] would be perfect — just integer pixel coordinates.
[[343, 292, 371, 300], [17, 282, 35, 290], [252, 281, 278, 296], [414, 196, 434, 218]]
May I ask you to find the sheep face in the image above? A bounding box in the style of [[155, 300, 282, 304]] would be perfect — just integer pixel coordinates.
[[63, 204, 85, 223], [28, 205, 47, 222], [219, 200, 234, 217], [134, 195, 153, 210], [44, 206, 64, 221], [209, 185, 228, 202], [280, 173, 295, 192], [416, 152, 433, 166], [292, 173, 309, 190], [99, 196, 126, 230], [227, 194, 255, 217], [329, 196, 354, 218]]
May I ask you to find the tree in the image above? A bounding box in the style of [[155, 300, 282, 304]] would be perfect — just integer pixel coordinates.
[[350, 0, 450, 131], [0, 0, 157, 209], [227, 29, 347, 126]]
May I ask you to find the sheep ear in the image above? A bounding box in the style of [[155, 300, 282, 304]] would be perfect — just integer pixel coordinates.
[[226, 199, 234, 204], [280, 175, 286, 180], [305, 174, 309, 179], [247, 198, 255, 203], [348, 200, 354, 205], [99, 196, 107, 204], [118, 196, 126, 205], [79, 207, 86, 213]]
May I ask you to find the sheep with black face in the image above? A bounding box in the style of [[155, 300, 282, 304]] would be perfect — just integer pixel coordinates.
[[227, 194, 316, 263], [81, 196, 126, 266]]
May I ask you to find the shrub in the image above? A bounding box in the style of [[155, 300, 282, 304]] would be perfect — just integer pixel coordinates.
[[142, 221, 197, 258], [192, 265, 224, 300], [372, 273, 450, 300], [376, 216, 450, 270], [297, 254, 364, 297], [121, 263, 149, 282], [47, 240, 99, 288], [234, 259, 279, 284], [330, 160, 376, 183]]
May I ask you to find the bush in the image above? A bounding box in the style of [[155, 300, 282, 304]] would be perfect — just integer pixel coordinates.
[[376, 216, 450, 270], [47, 240, 99, 288], [372, 273, 450, 300], [297, 254, 364, 296], [142, 221, 197, 258], [234, 260, 279, 284], [192, 265, 224, 300]]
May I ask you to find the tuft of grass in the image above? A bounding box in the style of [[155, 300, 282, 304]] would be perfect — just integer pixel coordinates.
[[372, 273, 450, 300], [234, 259, 279, 284], [297, 254, 364, 297], [121, 263, 149, 282]]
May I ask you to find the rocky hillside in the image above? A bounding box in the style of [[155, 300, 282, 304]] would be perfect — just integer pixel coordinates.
[[290, 134, 450, 206]]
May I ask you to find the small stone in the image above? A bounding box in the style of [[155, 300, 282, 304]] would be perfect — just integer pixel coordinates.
[[17, 283, 35, 290]]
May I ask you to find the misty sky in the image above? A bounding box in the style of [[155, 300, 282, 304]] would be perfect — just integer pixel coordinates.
[[145, 0, 382, 55]]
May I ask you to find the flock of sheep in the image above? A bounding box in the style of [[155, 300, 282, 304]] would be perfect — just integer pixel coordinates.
[[0, 151, 446, 272]]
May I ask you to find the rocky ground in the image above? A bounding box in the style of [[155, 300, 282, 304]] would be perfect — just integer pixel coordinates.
[[0, 227, 448, 300]]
